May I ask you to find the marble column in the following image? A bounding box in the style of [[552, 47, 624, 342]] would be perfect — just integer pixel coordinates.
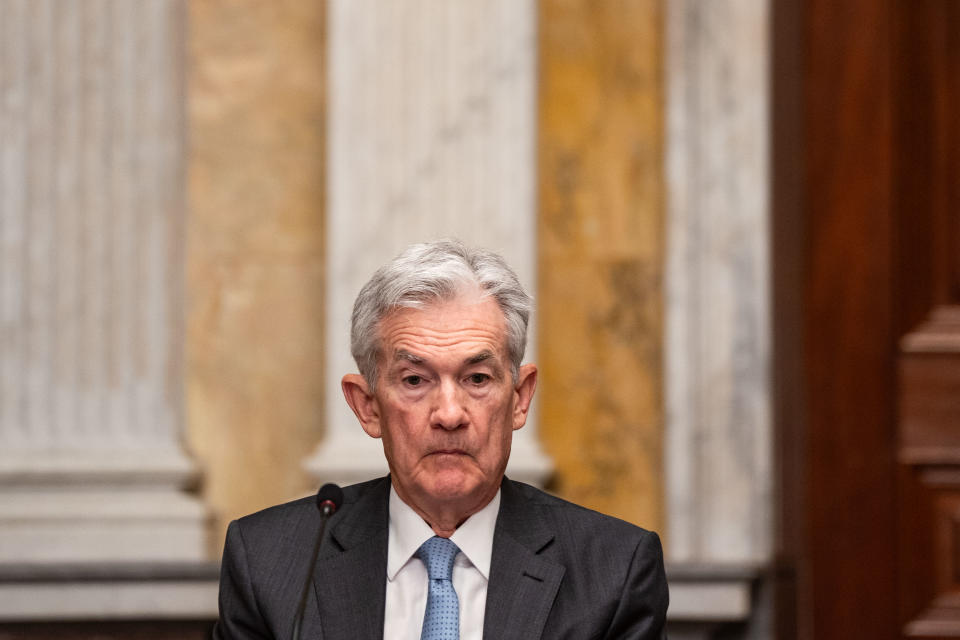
[[663, 4, 772, 634], [186, 0, 327, 547], [0, 0, 206, 564], [307, 0, 551, 486], [665, 0, 772, 565], [537, 0, 665, 531]]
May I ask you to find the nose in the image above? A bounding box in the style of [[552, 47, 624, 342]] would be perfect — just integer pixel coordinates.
[[430, 379, 467, 430]]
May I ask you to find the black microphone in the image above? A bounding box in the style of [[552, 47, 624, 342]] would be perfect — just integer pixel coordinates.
[[292, 483, 344, 640]]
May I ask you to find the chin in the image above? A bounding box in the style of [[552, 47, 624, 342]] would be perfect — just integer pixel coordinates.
[[423, 471, 483, 502]]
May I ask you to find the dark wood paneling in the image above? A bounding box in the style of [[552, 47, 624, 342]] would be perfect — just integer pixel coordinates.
[[893, 1, 960, 636], [898, 464, 938, 633], [893, 0, 960, 330], [774, 0, 901, 638], [776, 0, 960, 637], [804, 0, 898, 637], [948, 1, 960, 306], [771, 0, 805, 636], [899, 313, 960, 463], [899, 467, 960, 638]]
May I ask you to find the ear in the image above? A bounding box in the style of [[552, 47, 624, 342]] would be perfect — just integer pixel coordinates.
[[511, 364, 538, 431], [342, 374, 382, 439]]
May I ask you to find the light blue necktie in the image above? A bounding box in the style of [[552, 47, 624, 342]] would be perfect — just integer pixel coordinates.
[[416, 536, 460, 640]]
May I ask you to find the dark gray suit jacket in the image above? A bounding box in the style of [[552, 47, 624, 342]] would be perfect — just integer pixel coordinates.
[[214, 476, 668, 639]]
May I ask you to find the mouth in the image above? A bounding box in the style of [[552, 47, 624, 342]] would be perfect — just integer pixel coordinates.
[[429, 449, 468, 456]]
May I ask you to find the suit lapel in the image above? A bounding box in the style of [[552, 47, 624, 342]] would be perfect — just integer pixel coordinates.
[[483, 479, 565, 640], [303, 477, 566, 640], [312, 478, 390, 640]]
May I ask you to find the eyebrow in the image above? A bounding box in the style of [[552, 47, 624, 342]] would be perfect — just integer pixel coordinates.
[[394, 350, 425, 365], [465, 350, 495, 366], [392, 349, 498, 367], [467, 351, 505, 380]]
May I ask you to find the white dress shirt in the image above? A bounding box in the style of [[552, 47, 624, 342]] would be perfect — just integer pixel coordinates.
[[384, 485, 500, 640]]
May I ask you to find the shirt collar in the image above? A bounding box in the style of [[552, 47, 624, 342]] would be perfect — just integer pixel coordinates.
[[387, 484, 500, 581]]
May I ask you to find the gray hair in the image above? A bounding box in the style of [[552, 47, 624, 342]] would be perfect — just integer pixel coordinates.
[[351, 239, 532, 389]]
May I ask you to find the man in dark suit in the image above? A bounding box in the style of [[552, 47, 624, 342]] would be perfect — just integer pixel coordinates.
[[214, 240, 668, 639]]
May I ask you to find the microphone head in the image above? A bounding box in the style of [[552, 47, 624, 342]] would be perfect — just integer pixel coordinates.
[[316, 483, 343, 516]]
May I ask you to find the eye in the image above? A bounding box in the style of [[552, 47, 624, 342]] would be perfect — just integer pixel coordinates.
[[467, 373, 490, 385], [403, 375, 424, 387]]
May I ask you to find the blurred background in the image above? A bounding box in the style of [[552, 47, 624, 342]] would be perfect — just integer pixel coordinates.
[[1, 1, 958, 639]]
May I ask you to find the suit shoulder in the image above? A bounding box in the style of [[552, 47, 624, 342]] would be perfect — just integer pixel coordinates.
[[233, 477, 388, 533], [504, 479, 659, 543]]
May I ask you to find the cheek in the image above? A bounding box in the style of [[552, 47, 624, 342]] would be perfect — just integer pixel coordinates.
[[478, 399, 516, 449], [487, 394, 515, 427], [381, 407, 424, 455]]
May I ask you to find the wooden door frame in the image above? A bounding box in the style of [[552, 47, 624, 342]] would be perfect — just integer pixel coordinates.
[[772, 1, 899, 638]]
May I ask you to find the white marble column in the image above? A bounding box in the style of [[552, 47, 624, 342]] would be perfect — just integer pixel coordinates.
[[665, 0, 772, 565], [0, 0, 206, 564], [307, 0, 551, 487]]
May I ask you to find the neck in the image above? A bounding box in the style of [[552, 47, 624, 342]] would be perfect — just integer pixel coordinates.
[[394, 482, 499, 538]]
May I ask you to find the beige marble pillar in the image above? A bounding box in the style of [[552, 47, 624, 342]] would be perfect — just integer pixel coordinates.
[[0, 0, 206, 564], [537, 0, 665, 531], [186, 0, 327, 543], [307, 0, 551, 487]]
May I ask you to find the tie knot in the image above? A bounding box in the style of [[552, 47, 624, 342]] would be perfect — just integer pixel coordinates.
[[416, 536, 459, 581]]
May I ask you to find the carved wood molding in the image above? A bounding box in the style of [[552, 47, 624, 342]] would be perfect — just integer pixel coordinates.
[[901, 306, 960, 353], [899, 304, 960, 636], [899, 305, 960, 466]]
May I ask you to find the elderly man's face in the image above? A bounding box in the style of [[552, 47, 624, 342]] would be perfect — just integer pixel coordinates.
[[343, 293, 536, 519]]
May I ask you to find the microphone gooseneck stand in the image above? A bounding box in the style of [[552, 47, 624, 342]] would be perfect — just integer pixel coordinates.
[[292, 483, 344, 640]]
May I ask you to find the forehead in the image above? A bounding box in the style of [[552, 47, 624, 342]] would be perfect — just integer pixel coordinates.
[[377, 295, 508, 357]]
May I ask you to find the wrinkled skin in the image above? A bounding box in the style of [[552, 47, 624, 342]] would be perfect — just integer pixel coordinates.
[[342, 293, 537, 536]]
